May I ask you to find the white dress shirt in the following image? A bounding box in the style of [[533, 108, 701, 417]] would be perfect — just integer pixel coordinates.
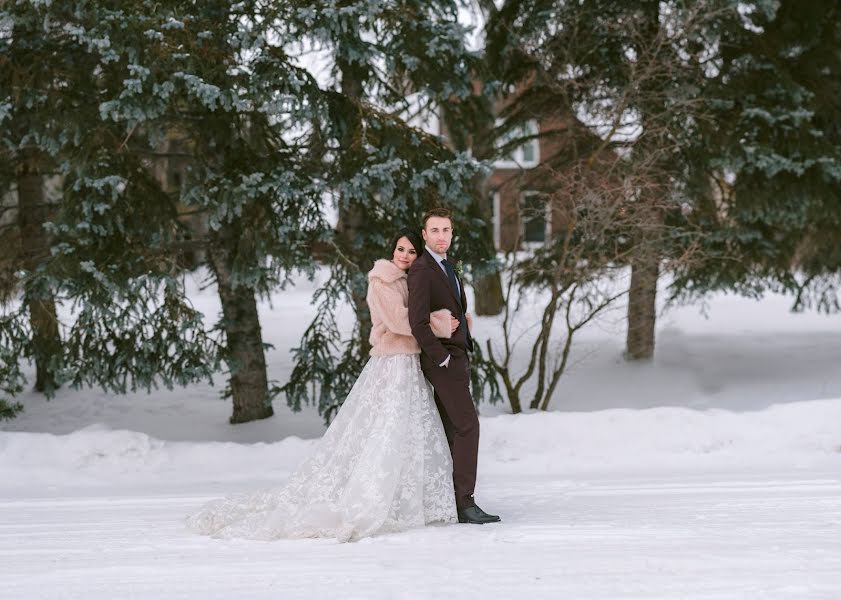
[[425, 245, 460, 296]]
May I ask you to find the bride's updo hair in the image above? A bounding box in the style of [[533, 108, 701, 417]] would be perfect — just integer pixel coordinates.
[[389, 228, 423, 258]]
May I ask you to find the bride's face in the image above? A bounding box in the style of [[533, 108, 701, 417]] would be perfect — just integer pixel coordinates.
[[392, 236, 418, 271]]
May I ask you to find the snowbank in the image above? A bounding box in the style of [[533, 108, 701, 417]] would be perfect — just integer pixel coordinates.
[[480, 398, 841, 475], [3, 399, 838, 491]]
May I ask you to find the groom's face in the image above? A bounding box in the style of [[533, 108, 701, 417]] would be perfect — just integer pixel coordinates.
[[422, 216, 453, 255]]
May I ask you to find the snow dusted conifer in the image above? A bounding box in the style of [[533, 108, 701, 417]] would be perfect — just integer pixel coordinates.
[[1, 1, 221, 417], [275, 1, 482, 420], [1, 1, 326, 421], [1, 1, 480, 423], [673, 0, 841, 313], [0, 5, 70, 403]]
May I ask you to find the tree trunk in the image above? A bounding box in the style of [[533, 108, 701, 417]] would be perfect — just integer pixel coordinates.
[[625, 246, 659, 361], [443, 103, 505, 316], [336, 202, 372, 356], [336, 55, 373, 355], [17, 160, 61, 392], [625, 0, 665, 363], [209, 226, 272, 424], [473, 271, 504, 315], [471, 175, 505, 315]]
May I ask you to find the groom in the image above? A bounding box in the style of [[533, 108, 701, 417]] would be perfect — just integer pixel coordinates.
[[408, 207, 501, 525]]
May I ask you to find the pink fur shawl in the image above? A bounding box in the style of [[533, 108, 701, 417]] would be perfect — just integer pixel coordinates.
[[367, 259, 452, 356]]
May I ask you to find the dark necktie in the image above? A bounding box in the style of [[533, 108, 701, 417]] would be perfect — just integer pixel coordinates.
[[440, 259, 460, 300], [441, 259, 473, 352]]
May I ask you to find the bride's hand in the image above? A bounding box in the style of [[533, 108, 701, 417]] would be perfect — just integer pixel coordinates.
[[450, 316, 459, 333]]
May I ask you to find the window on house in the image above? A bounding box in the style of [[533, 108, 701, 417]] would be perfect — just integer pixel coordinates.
[[521, 191, 550, 245], [494, 119, 539, 169]]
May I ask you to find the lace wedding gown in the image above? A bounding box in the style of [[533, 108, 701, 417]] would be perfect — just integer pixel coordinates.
[[186, 354, 457, 543]]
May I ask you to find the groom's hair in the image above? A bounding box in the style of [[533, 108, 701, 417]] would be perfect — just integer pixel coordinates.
[[422, 207, 453, 229]]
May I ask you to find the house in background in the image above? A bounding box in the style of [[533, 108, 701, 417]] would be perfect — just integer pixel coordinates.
[[437, 104, 603, 252], [484, 115, 568, 251], [151, 133, 209, 269], [413, 88, 573, 252]]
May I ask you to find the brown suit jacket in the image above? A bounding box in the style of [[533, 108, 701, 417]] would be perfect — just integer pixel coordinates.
[[408, 249, 470, 366]]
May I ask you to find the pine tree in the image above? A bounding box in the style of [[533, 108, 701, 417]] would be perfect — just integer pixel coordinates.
[[67, 0, 338, 423], [277, 0, 482, 420], [458, 0, 722, 408], [1, 6, 68, 398], [1, 1, 481, 423], [673, 0, 841, 311], [1, 1, 318, 421], [1, 1, 233, 418], [523, 0, 734, 362]]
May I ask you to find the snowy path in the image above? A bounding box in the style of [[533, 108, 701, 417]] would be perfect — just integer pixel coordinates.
[[3, 471, 840, 599], [4, 282, 841, 598]]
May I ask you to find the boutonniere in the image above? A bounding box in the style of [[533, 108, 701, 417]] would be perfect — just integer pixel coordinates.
[[455, 260, 464, 279]]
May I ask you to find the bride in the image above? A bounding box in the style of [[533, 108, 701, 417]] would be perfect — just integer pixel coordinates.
[[187, 229, 460, 542]]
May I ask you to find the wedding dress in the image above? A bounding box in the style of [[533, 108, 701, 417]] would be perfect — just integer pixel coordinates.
[[186, 353, 457, 543]]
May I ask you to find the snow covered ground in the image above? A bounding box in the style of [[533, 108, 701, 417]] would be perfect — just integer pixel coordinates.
[[2, 271, 841, 599]]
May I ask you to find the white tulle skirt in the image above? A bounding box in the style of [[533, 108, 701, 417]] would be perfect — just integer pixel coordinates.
[[186, 354, 457, 542]]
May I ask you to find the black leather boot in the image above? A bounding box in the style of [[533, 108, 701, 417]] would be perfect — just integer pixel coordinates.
[[457, 504, 501, 524]]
